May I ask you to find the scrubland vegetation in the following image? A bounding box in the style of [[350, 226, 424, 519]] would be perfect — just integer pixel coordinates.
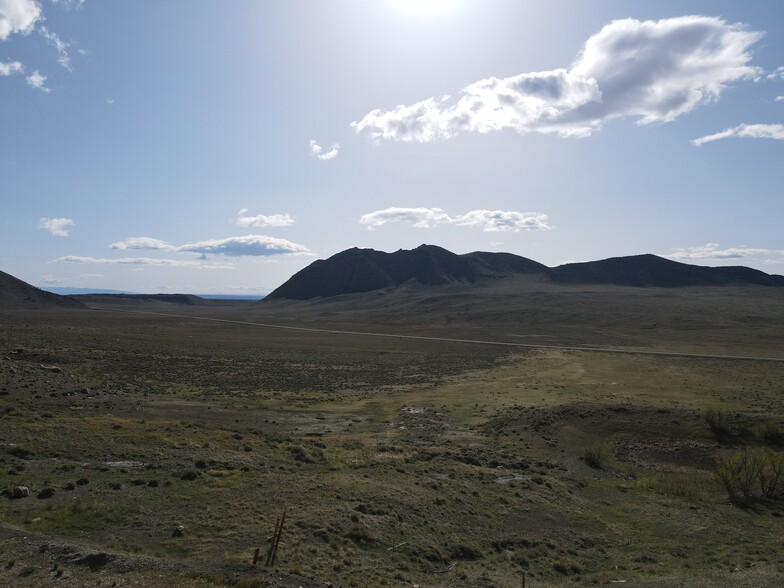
[[1, 305, 784, 586]]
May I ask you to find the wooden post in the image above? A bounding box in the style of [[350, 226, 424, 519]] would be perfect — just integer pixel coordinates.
[[264, 509, 287, 567], [252, 547, 260, 565], [521, 571, 526, 588]]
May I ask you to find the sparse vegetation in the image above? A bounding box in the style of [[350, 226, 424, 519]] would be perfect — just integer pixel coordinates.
[[2, 298, 784, 587], [702, 406, 732, 441], [583, 442, 609, 469], [715, 447, 784, 505]]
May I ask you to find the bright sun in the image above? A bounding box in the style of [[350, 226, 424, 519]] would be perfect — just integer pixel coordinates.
[[395, 0, 458, 16]]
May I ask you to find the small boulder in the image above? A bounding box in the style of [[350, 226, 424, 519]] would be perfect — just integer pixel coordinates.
[[171, 525, 185, 538], [11, 486, 29, 499], [37, 487, 55, 500]]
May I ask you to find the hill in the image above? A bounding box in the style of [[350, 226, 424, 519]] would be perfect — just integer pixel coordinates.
[[0, 270, 84, 309], [73, 293, 206, 306], [549, 254, 784, 287], [265, 246, 784, 300], [266, 244, 547, 300]]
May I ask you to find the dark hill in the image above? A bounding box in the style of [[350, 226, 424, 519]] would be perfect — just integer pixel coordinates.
[[0, 270, 84, 308], [265, 247, 784, 301], [549, 254, 784, 287], [267, 245, 486, 300], [266, 245, 547, 300], [73, 293, 207, 305]]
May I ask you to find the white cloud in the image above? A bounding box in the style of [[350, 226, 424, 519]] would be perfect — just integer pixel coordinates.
[[452, 209, 551, 232], [775, 96, 784, 103], [39, 26, 72, 70], [359, 207, 552, 232], [0, 59, 22, 75], [692, 123, 784, 146], [767, 66, 784, 81], [178, 235, 311, 257], [233, 208, 295, 228], [0, 0, 41, 40], [360, 207, 451, 229], [665, 243, 784, 261], [309, 139, 340, 160], [353, 16, 762, 142], [50, 0, 85, 10], [109, 237, 176, 251], [39, 217, 74, 237], [54, 255, 236, 269], [26, 69, 50, 92]]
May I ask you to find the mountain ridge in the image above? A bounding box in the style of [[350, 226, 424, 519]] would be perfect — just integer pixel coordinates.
[[265, 245, 784, 301], [0, 270, 85, 308]]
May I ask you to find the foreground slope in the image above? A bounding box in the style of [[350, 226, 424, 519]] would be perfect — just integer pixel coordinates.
[[0, 270, 84, 309]]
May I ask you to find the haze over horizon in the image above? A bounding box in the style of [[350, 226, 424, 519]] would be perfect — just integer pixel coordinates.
[[2, 0, 783, 295]]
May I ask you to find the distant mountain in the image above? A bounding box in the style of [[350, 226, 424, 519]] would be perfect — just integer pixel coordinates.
[[549, 254, 784, 288], [0, 270, 84, 308], [43, 287, 139, 296], [73, 293, 207, 305], [265, 246, 784, 301], [266, 245, 547, 300]]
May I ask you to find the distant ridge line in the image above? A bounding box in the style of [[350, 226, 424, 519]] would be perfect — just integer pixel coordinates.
[[265, 245, 784, 301]]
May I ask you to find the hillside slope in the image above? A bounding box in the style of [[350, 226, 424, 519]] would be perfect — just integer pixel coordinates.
[[0, 270, 84, 308]]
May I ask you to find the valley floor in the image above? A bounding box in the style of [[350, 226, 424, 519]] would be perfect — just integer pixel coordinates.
[[1, 304, 784, 587]]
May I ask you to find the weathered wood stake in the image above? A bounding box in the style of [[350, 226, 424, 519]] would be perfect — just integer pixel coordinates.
[[264, 509, 287, 567]]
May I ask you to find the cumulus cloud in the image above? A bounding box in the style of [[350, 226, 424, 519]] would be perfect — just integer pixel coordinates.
[[39, 217, 74, 237], [54, 255, 235, 269], [692, 123, 784, 145], [109, 237, 176, 251], [665, 243, 784, 261], [359, 207, 551, 232], [26, 69, 49, 91], [178, 235, 311, 257], [768, 66, 784, 81], [0, 59, 22, 75], [309, 139, 340, 160], [360, 207, 451, 229], [0, 0, 41, 40], [352, 16, 762, 142], [39, 26, 72, 70], [776, 96, 784, 103], [233, 208, 295, 228], [452, 210, 552, 232]]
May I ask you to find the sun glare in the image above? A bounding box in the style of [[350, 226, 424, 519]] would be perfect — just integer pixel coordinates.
[[394, 0, 458, 17]]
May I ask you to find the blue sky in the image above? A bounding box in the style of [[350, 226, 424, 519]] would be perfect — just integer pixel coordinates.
[[1, 0, 783, 294]]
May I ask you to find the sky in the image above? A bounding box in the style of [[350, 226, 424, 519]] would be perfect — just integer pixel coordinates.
[[1, 0, 783, 295]]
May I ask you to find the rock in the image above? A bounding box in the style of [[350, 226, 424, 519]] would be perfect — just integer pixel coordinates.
[[11, 486, 29, 498], [172, 525, 185, 538], [76, 478, 89, 486], [73, 552, 112, 571], [40, 365, 63, 373], [37, 487, 55, 499], [62, 482, 76, 491]]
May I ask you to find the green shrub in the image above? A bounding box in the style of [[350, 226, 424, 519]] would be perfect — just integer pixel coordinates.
[[702, 407, 731, 441], [583, 443, 608, 469], [715, 447, 784, 505], [759, 420, 784, 448]]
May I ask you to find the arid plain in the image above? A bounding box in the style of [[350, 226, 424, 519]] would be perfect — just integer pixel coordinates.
[[2, 276, 784, 587]]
